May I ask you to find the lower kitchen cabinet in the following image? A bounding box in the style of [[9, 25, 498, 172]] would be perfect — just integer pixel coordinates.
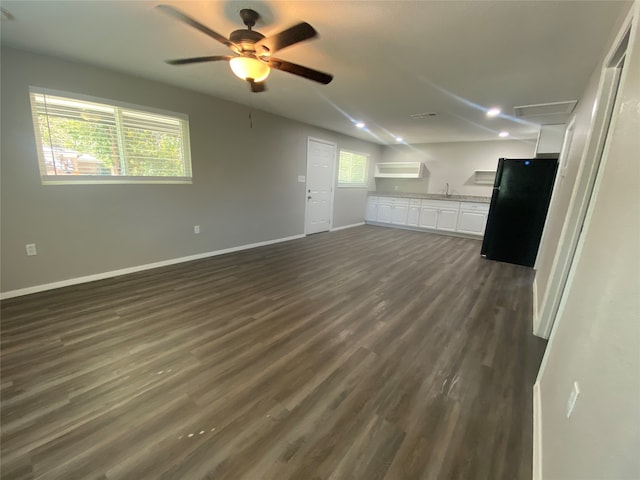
[[457, 202, 490, 235], [407, 199, 421, 227], [367, 196, 488, 237], [418, 205, 438, 229], [377, 197, 409, 225], [365, 196, 378, 222], [420, 200, 460, 232], [377, 202, 392, 223]]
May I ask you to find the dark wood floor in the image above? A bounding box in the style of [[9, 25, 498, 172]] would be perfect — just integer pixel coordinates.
[[1, 225, 546, 480]]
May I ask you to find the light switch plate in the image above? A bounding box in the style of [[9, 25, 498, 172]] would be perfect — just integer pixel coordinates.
[[298, 175, 305, 183]]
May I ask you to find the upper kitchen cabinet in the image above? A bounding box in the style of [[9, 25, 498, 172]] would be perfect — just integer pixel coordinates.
[[374, 162, 424, 178]]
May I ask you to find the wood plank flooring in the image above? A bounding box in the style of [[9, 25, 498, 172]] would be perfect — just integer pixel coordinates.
[[1, 225, 546, 480]]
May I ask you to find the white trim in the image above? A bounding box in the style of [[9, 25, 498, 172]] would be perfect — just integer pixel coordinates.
[[330, 222, 365, 232], [41, 176, 192, 185], [29, 86, 189, 120], [0, 234, 304, 300], [533, 381, 543, 480], [532, 276, 539, 335]]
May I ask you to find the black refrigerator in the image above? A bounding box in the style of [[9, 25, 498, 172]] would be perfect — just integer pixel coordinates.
[[481, 157, 558, 267]]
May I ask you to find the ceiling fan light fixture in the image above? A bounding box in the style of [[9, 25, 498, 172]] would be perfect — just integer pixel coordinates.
[[229, 56, 270, 82]]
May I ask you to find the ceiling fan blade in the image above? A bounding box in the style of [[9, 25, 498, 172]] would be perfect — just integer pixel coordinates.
[[248, 79, 267, 93], [255, 22, 317, 56], [166, 55, 233, 66], [268, 58, 333, 85], [157, 5, 237, 51]]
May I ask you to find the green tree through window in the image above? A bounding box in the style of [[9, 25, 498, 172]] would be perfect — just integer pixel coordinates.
[[30, 89, 192, 183], [338, 150, 368, 186]]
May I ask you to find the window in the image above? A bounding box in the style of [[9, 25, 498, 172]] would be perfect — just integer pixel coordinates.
[[29, 87, 192, 184], [338, 150, 368, 187]]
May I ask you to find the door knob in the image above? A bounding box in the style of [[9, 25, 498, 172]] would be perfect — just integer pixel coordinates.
[[307, 196, 312, 200]]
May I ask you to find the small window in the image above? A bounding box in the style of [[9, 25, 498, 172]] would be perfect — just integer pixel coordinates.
[[29, 87, 192, 184], [338, 150, 368, 187]]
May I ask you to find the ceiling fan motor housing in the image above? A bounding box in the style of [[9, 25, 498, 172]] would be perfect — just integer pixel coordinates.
[[230, 29, 265, 50]]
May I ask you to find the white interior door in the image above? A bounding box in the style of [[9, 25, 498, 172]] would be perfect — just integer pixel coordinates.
[[305, 138, 336, 234], [535, 38, 627, 339]]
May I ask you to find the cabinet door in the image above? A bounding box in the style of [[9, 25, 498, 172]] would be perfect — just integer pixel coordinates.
[[365, 202, 378, 222], [419, 206, 438, 229], [407, 206, 420, 226], [457, 210, 488, 235], [437, 208, 459, 232], [391, 205, 409, 225], [377, 203, 392, 223]]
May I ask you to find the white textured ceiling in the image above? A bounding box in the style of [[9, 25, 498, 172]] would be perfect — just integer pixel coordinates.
[[0, 0, 630, 145]]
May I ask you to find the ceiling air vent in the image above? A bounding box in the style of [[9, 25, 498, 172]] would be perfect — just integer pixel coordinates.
[[514, 101, 577, 118], [410, 112, 438, 119]]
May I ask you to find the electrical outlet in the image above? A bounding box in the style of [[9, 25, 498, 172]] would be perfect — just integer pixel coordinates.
[[394, 185, 399, 191], [566, 381, 580, 418], [194, 225, 200, 234], [25, 243, 37, 256]]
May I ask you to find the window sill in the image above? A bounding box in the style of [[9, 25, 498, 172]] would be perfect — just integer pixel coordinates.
[[41, 176, 193, 185]]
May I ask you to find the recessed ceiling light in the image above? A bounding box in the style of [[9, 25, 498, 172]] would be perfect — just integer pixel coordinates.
[[487, 108, 501, 117], [355, 122, 365, 129], [499, 131, 509, 137], [395, 137, 403, 142]]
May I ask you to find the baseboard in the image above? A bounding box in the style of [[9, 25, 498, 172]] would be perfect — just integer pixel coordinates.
[[0, 234, 305, 300], [330, 222, 365, 232], [533, 381, 543, 480]]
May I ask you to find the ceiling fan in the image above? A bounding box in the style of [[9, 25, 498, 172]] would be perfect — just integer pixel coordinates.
[[157, 5, 333, 92]]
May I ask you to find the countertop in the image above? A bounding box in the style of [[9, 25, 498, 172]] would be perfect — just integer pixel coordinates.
[[369, 192, 491, 204]]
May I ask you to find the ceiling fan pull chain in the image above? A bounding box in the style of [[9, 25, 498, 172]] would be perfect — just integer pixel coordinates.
[[249, 112, 253, 129]]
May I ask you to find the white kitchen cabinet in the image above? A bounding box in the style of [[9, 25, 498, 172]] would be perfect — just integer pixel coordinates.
[[407, 199, 421, 227], [437, 208, 459, 232], [365, 196, 378, 222], [366, 195, 487, 237], [391, 203, 409, 225], [457, 202, 490, 235], [376, 197, 409, 225], [421, 200, 460, 232], [376, 202, 392, 223], [418, 205, 438, 229]]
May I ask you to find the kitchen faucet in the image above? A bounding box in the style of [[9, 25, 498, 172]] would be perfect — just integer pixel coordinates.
[[445, 182, 450, 198]]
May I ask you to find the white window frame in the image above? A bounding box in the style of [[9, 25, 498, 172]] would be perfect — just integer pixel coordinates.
[[29, 87, 193, 185], [337, 149, 369, 188]]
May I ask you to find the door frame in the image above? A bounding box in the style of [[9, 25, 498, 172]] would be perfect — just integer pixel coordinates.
[[533, 21, 630, 339], [304, 137, 337, 235]]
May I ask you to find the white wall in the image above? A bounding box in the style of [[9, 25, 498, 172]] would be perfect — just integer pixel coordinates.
[[0, 47, 381, 295], [537, 2, 640, 478], [378, 139, 535, 196]]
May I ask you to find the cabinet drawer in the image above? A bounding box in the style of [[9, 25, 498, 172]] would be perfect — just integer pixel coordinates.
[[421, 199, 460, 210], [367, 196, 379, 204], [460, 202, 490, 212], [409, 198, 422, 207], [378, 197, 410, 206]]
